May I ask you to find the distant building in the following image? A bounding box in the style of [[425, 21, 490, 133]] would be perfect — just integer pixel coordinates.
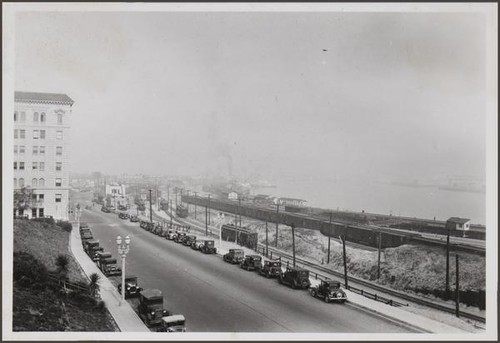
[[278, 197, 308, 213], [227, 191, 239, 200], [105, 183, 127, 208], [445, 217, 471, 231], [253, 194, 271, 204], [13, 91, 74, 220]]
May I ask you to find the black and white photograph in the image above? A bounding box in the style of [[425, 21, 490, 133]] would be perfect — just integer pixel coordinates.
[[2, 2, 498, 341]]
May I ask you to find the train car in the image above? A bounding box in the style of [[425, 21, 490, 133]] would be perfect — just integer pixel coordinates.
[[176, 205, 188, 218], [221, 224, 258, 250]]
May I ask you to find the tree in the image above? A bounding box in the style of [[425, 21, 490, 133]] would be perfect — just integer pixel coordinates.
[[13, 186, 33, 216], [55, 254, 70, 291], [88, 272, 101, 298]]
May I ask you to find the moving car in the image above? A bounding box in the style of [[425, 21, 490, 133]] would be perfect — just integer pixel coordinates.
[[278, 267, 311, 289], [309, 280, 347, 303]]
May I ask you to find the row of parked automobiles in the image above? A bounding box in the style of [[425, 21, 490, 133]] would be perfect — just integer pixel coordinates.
[[79, 219, 186, 331]]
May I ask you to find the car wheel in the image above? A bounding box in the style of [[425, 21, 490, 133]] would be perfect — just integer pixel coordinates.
[[266, 272, 271, 279], [278, 276, 283, 284], [301, 280, 309, 288], [292, 281, 296, 289], [324, 295, 330, 303], [340, 299, 346, 304], [311, 290, 316, 298]]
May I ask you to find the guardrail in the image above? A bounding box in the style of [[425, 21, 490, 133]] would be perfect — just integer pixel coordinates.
[[47, 272, 88, 293]]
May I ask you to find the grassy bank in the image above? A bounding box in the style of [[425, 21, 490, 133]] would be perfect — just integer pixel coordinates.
[[12, 219, 118, 332]]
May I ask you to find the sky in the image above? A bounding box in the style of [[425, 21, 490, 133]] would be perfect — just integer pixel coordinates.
[[13, 8, 489, 182]]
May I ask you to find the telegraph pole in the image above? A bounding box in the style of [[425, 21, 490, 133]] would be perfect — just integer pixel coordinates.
[[205, 197, 208, 236], [208, 194, 211, 225], [377, 230, 382, 279], [446, 229, 451, 299], [169, 200, 173, 228], [149, 189, 153, 223], [342, 235, 348, 289], [455, 254, 460, 317], [327, 212, 332, 264], [194, 192, 197, 220], [265, 221, 269, 257], [175, 188, 178, 208], [238, 197, 242, 227], [275, 203, 280, 247], [291, 224, 296, 267]]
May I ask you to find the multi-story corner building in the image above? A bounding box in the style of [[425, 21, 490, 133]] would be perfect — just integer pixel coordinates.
[[13, 91, 74, 220]]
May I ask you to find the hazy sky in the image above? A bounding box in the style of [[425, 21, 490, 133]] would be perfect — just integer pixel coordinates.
[[13, 9, 488, 181]]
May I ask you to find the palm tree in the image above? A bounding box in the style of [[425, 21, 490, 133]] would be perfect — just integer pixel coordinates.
[[88, 273, 101, 298], [55, 254, 69, 290]]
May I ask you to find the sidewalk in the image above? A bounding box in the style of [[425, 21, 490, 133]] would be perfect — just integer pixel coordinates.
[[69, 222, 149, 332]]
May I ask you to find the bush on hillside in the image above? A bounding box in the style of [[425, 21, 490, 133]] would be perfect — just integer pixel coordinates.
[[13, 251, 48, 288], [56, 220, 73, 232], [31, 217, 56, 226]]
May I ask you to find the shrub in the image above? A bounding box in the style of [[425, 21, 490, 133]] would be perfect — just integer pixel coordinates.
[[13, 251, 48, 287], [32, 217, 56, 226], [95, 300, 106, 312], [56, 220, 73, 232]]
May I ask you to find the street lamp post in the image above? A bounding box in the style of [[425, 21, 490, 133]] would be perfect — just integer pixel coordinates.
[[116, 235, 131, 305]]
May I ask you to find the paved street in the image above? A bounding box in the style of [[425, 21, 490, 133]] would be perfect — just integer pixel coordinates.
[[75, 193, 417, 333]]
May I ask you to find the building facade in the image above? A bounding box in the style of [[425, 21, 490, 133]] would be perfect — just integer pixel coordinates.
[[13, 91, 74, 220]]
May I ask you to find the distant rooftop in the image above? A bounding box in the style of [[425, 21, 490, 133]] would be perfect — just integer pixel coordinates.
[[447, 217, 470, 224], [15, 91, 74, 106]]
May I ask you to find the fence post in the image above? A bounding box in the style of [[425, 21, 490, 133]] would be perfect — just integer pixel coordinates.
[[287, 260, 289, 268]]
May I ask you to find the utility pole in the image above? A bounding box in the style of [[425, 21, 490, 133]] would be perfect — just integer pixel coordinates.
[[167, 185, 170, 204], [327, 212, 332, 264], [275, 203, 280, 247], [149, 189, 153, 223], [265, 221, 269, 257], [194, 192, 197, 220], [169, 200, 173, 228], [175, 188, 178, 208], [291, 224, 296, 267], [377, 230, 382, 279], [238, 197, 242, 227], [208, 194, 211, 225], [455, 254, 460, 317], [205, 197, 208, 236], [446, 229, 451, 299], [342, 235, 348, 289], [180, 189, 183, 206]]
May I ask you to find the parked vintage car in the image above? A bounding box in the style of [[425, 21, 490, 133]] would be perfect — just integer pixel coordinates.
[[200, 240, 217, 254], [309, 280, 347, 303], [240, 255, 262, 271], [81, 230, 94, 245], [89, 246, 104, 262], [101, 206, 110, 213], [140, 220, 148, 229], [174, 232, 187, 243], [223, 249, 245, 264], [84, 239, 100, 256], [100, 257, 122, 276], [257, 259, 282, 278], [191, 240, 205, 250], [118, 212, 130, 219], [118, 205, 127, 211], [165, 230, 177, 240], [138, 289, 170, 327], [79, 222, 89, 232], [183, 235, 197, 247], [157, 315, 186, 332], [130, 215, 140, 222], [117, 275, 143, 298], [278, 267, 310, 289]]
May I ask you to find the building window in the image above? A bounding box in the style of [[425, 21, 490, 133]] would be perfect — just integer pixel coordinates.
[[39, 194, 44, 201], [14, 145, 18, 154], [14, 162, 17, 170], [19, 178, 24, 188], [19, 162, 24, 170], [32, 208, 37, 218], [32, 193, 37, 201], [19, 145, 25, 155], [14, 178, 17, 188], [55, 194, 62, 202], [33, 146, 38, 155], [40, 146, 45, 155], [56, 146, 62, 156], [32, 178, 38, 187], [32, 162, 38, 170], [14, 130, 18, 139], [20, 130, 26, 139], [39, 208, 44, 217], [33, 130, 39, 139], [40, 130, 46, 139], [56, 131, 63, 140], [39, 178, 45, 187], [55, 178, 62, 187], [14, 111, 17, 122], [33, 112, 39, 122], [20, 112, 26, 122], [57, 113, 63, 125], [40, 113, 46, 123], [56, 162, 62, 171], [39, 162, 45, 171]]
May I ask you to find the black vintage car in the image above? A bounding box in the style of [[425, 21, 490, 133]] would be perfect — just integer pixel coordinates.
[[130, 215, 140, 222], [223, 249, 244, 264], [101, 206, 110, 213], [118, 212, 130, 219], [174, 232, 187, 244], [309, 280, 347, 303], [138, 289, 170, 327], [117, 275, 143, 298], [240, 255, 262, 271], [279, 267, 310, 289], [257, 259, 282, 278], [200, 240, 217, 254], [183, 235, 197, 247]]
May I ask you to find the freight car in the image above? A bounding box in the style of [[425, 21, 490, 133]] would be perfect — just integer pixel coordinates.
[[176, 205, 188, 218], [221, 224, 258, 250]]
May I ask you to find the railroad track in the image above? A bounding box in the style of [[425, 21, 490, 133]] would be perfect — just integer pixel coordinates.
[[148, 208, 486, 324]]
